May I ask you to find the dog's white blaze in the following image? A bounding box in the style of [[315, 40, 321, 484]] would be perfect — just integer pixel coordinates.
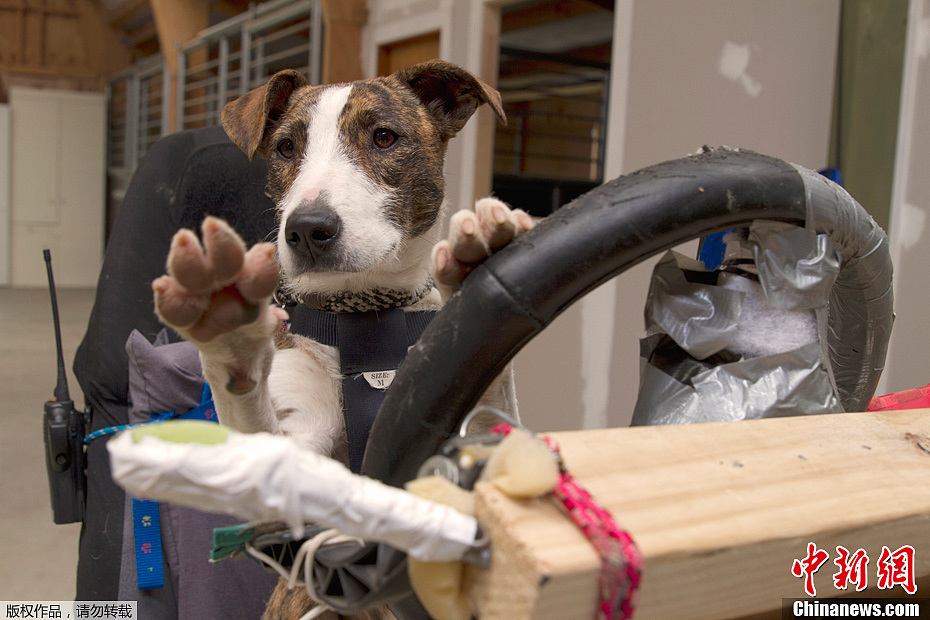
[[279, 84, 402, 289]]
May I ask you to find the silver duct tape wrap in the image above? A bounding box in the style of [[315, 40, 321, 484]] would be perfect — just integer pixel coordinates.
[[792, 165, 895, 413], [749, 221, 840, 311], [632, 164, 894, 426], [633, 341, 840, 425], [633, 237, 843, 426]]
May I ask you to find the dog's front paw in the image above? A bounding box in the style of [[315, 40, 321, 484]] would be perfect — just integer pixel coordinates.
[[431, 197, 534, 300], [153, 216, 285, 343]]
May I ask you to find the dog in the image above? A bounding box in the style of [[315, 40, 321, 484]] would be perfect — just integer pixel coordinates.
[[152, 60, 534, 618]]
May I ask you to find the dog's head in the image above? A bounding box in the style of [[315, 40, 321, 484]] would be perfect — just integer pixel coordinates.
[[222, 60, 504, 298]]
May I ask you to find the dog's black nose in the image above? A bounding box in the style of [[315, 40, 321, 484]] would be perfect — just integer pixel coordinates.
[[285, 207, 342, 258]]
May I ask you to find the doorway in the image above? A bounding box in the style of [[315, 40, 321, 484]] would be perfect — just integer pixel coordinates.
[[378, 31, 440, 76], [492, 0, 615, 217]]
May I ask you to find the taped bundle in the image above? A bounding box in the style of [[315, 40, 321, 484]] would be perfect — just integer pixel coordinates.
[[632, 222, 846, 425]]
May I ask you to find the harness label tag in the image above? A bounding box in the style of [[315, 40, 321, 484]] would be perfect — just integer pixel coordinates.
[[363, 370, 396, 390]]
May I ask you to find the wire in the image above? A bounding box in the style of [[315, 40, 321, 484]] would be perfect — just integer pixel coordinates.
[[245, 528, 363, 620], [83, 411, 177, 444]]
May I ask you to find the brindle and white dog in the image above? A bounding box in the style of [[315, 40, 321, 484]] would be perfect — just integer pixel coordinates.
[[152, 61, 534, 618]]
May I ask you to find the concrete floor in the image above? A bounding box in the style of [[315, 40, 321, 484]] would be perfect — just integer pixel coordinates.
[[0, 287, 95, 601]]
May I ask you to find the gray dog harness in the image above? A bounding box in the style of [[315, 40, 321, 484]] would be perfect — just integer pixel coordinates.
[[288, 305, 436, 473]]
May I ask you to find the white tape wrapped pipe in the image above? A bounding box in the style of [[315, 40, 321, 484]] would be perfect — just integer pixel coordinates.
[[107, 421, 479, 562]]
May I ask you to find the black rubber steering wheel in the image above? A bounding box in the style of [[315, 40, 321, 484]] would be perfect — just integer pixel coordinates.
[[361, 148, 894, 488]]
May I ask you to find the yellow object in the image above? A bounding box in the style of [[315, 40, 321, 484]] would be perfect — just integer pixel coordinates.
[[406, 429, 560, 620], [406, 474, 476, 620], [406, 475, 476, 517], [131, 420, 230, 445], [482, 429, 560, 498]]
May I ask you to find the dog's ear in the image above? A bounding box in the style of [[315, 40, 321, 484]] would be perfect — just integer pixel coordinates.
[[394, 60, 506, 141], [222, 70, 309, 160]]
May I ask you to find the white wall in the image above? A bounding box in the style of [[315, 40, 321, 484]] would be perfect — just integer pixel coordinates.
[[9, 88, 105, 288], [364, 0, 502, 225], [0, 104, 10, 287], [515, 0, 841, 431], [882, 0, 930, 394]]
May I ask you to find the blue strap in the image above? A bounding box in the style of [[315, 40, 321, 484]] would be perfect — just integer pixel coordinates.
[[132, 497, 165, 589], [700, 168, 843, 271], [132, 383, 216, 590], [83, 409, 175, 444], [178, 383, 216, 421]]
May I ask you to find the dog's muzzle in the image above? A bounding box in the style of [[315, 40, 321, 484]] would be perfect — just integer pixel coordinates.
[[284, 199, 343, 267]]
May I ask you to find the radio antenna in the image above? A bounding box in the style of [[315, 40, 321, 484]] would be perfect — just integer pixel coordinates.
[[44, 250, 71, 403]]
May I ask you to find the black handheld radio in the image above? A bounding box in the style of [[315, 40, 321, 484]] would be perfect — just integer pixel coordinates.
[[42, 249, 88, 524]]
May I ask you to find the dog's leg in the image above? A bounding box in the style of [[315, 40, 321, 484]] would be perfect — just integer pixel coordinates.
[[262, 579, 396, 620], [153, 216, 287, 435], [431, 197, 535, 421]]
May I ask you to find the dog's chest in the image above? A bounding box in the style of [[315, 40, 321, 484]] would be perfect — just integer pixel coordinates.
[[267, 305, 437, 464]]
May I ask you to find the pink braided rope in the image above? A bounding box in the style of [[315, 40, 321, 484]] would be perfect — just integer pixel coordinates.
[[491, 425, 643, 619]]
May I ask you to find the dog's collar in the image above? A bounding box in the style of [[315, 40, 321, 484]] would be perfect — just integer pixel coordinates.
[[275, 279, 435, 313]]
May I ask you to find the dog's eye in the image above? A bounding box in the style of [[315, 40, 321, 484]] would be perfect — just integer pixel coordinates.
[[276, 138, 296, 159], [373, 128, 398, 149]]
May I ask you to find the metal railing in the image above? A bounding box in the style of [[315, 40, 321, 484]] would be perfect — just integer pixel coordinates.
[[105, 54, 169, 229], [176, 0, 322, 130], [106, 53, 169, 172], [105, 0, 323, 231]]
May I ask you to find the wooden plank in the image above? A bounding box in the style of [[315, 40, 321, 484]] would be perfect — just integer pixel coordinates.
[[470, 409, 930, 619], [321, 0, 365, 84], [73, 0, 131, 76], [377, 31, 439, 77], [0, 6, 24, 65], [149, 0, 207, 69], [0, 0, 128, 78], [45, 11, 81, 68], [500, 0, 603, 34], [23, 8, 43, 67], [129, 21, 157, 49]]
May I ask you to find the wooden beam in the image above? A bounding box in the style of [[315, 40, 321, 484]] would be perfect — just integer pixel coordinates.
[[150, 0, 207, 131], [0, 1, 78, 18], [470, 409, 930, 619], [577, 0, 615, 12], [106, 0, 149, 29], [320, 0, 365, 84], [500, 0, 603, 34]]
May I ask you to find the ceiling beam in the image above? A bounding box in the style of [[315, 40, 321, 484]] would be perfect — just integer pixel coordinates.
[[150, 0, 208, 131], [107, 0, 150, 30]]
